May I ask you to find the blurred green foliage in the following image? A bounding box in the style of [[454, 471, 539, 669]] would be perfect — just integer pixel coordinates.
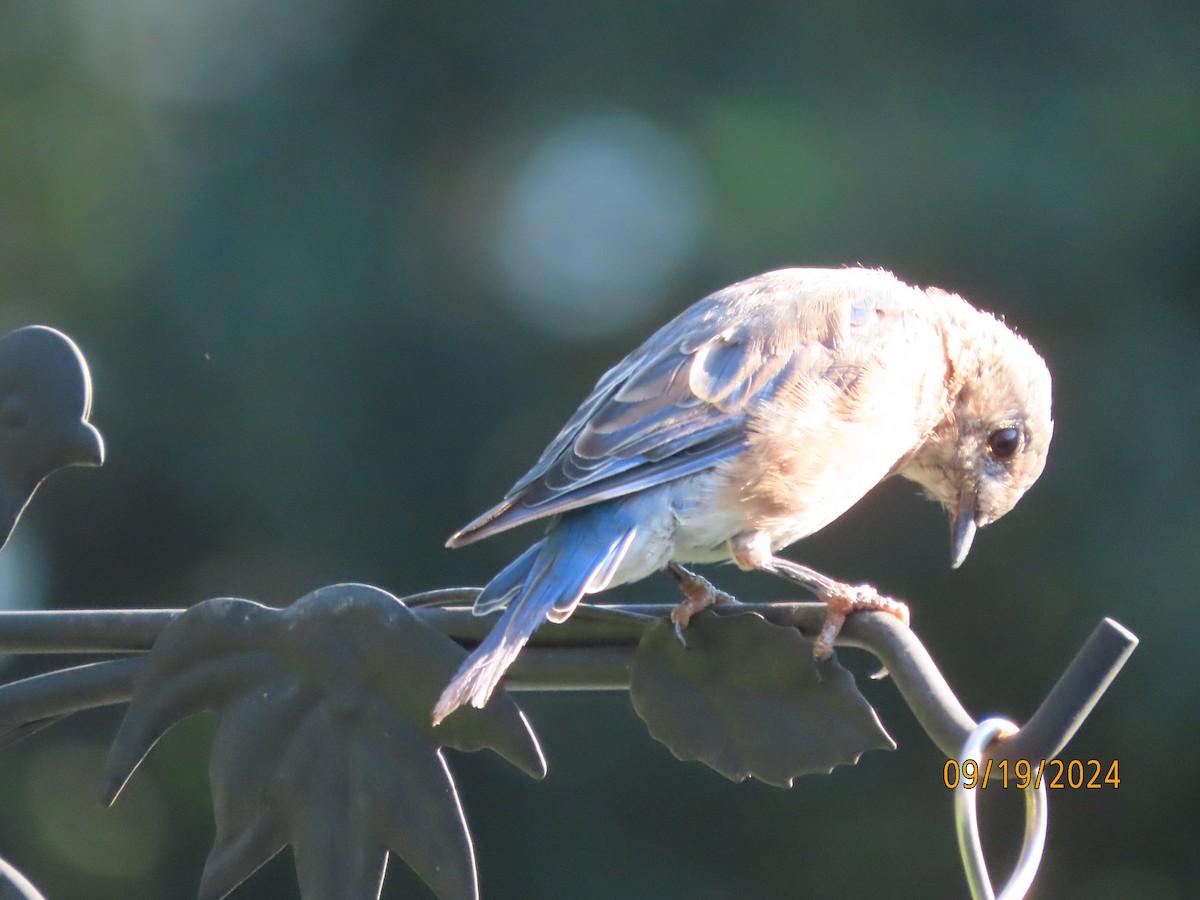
[[0, 1, 1197, 897]]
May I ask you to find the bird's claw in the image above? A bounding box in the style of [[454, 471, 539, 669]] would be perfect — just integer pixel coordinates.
[[672, 618, 689, 648], [668, 564, 737, 649], [669, 598, 705, 648], [812, 584, 909, 659]]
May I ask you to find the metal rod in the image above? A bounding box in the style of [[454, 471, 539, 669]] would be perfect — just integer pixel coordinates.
[[0, 601, 1138, 767], [0, 657, 144, 746], [837, 610, 979, 758], [0, 610, 175, 653], [989, 618, 1138, 764], [506, 647, 635, 691]]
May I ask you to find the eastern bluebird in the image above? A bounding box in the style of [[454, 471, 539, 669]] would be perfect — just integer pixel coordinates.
[[432, 267, 1053, 725]]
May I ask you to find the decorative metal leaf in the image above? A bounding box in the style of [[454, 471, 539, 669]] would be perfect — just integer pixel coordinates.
[[0, 326, 104, 551], [630, 611, 894, 787], [101, 583, 546, 900]]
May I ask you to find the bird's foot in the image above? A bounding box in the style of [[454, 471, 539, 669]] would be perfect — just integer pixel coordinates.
[[668, 564, 737, 646], [813, 584, 909, 660]]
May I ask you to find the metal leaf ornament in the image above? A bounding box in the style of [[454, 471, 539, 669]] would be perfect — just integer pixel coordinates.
[[631, 611, 894, 787], [102, 584, 546, 900], [0, 326, 104, 550]]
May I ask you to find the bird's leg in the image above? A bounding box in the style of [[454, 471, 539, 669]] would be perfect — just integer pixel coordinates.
[[667, 563, 737, 645], [768, 557, 910, 658], [729, 532, 909, 659]]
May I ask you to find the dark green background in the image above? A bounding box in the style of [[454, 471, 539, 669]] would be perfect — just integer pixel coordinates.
[[1, 1, 1196, 897]]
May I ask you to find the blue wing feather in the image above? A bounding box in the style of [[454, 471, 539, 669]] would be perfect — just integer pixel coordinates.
[[447, 268, 918, 547]]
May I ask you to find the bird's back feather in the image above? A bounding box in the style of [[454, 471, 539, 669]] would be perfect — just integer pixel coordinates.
[[448, 267, 930, 548]]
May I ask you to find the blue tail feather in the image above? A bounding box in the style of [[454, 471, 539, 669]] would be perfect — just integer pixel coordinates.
[[432, 510, 638, 725], [472, 541, 542, 615]]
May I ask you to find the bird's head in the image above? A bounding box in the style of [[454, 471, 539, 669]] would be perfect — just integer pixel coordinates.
[[902, 306, 1053, 568]]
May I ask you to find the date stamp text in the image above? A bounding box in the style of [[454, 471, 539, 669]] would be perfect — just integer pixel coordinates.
[[944, 758, 1120, 790]]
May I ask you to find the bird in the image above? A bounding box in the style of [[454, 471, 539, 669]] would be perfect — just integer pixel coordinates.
[[0, 326, 105, 551], [432, 267, 1052, 725]]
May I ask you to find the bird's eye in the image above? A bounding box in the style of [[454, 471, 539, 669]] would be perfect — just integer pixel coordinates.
[[986, 426, 1022, 462]]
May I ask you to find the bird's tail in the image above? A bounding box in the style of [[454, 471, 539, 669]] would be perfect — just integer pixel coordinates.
[[432, 512, 638, 725]]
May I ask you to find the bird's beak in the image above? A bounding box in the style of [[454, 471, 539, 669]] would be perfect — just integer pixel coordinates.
[[950, 486, 978, 570]]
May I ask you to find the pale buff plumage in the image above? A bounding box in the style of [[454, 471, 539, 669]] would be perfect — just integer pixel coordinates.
[[432, 267, 1053, 724]]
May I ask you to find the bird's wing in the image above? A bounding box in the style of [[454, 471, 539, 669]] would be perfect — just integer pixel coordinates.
[[448, 269, 917, 546]]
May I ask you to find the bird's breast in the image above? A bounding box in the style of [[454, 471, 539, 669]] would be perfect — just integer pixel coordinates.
[[710, 323, 952, 550]]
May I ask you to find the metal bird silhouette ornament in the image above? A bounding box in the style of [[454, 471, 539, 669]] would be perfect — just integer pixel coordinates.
[[0, 326, 104, 550], [433, 267, 1053, 724]]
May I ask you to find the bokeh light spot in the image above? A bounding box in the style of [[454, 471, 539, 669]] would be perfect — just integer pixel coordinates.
[[25, 741, 165, 882], [491, 114, 709, 340]]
